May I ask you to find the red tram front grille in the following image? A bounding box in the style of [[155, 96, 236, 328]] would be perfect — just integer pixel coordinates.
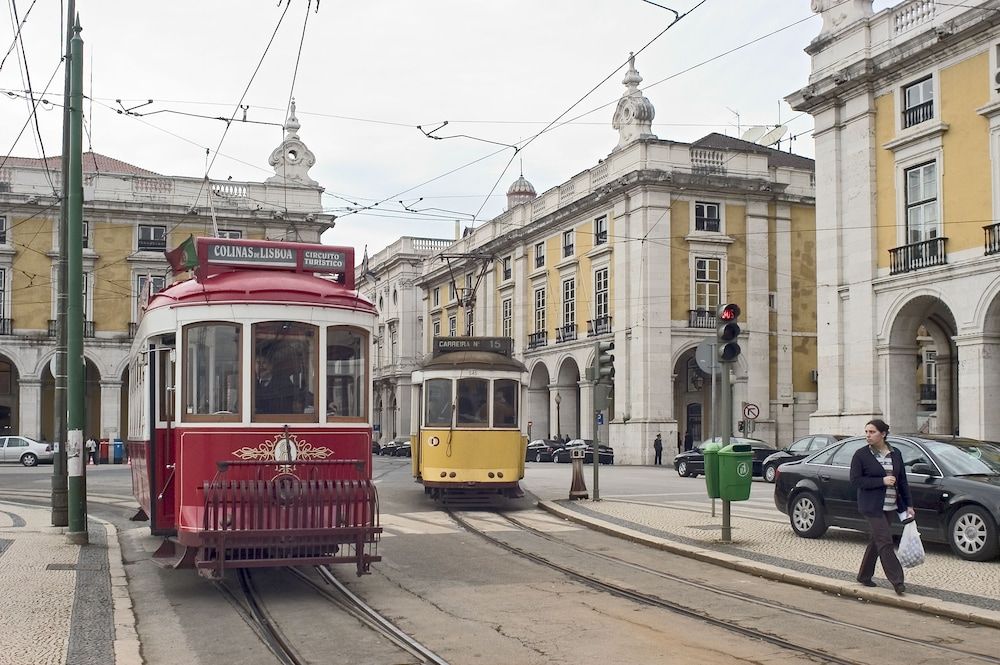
[[196, 461, 381, 578]]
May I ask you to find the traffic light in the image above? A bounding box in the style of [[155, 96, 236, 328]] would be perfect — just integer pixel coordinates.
[[716, 303, 741, 363], [596, 340, 615, 382]]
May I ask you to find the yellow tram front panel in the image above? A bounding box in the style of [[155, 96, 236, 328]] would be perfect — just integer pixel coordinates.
[[415, 429, 525, 486]]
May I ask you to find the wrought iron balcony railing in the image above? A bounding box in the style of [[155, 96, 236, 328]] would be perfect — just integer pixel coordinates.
[[0, 318, 11, 335], [903, 100, 933, 128], [889, 237, 947, 275], [920, 383, 937, 402], [527, 331, 547, 349], [48, 319, 56, 336], [587, 316, 612, 337], [534, 254, 545, 268], [985, 222, 1000, 256], [49, 319, 96, 337], [128, 322, 139, 338], [556, 324, 577, 343], [688, 309, 717, 328], [137, 237, 167, 251]]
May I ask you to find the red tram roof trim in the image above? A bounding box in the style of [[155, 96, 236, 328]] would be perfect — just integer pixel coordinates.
[[146, 270, 376, 313]]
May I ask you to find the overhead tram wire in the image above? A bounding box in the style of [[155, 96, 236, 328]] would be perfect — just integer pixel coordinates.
[[10, 0, 57, 196], [0, 58, 64, 176], [0, 0, 37, 74]]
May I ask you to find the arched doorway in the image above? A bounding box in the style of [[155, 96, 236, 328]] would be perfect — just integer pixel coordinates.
[[527, 362, 551, 441], [40, 357, 102, 442], [674, 351, 710, 447], [554, 357, 581, 439], [0, 355, 17, 436]]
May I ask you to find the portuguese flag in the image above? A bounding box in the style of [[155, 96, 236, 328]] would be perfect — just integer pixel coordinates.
[[165, 235, 198, 274]]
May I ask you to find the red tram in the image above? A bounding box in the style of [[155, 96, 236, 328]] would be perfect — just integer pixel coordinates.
[[128, 236, 381, 578]]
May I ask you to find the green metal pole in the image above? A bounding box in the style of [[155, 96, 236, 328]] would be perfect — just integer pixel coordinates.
[[720, 359, 732, 544], [66, 15, 87, 544], [51, 0, 75, 528], [592, 343, 600, 501]]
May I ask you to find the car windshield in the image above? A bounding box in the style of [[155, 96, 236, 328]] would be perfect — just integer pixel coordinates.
[[927, 439, 1000, 475]]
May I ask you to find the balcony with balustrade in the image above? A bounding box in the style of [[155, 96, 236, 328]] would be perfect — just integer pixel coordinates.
[[48, 320, 96, 337], [527, 331, 548, 350], [889, 237, 947, 275], [587, 316, 612, 337], [555, 324, 577, 344], [0, 318, 11, 335], [687, 309, 716, 329], [985, 223, 1000, 256]]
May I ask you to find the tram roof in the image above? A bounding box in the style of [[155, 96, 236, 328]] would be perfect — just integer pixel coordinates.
[[420, 351, 527, 372], [146, 270, 376, 313]]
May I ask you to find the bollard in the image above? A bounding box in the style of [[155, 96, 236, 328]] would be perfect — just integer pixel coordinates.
[[568, 448, 588, 500]]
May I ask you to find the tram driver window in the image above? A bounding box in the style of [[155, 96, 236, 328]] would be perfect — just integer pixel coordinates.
[[253, 322, 317, 421], [183, 323, 240, 421], [424, 379, 453, 427], [456, 378, 489, 426], [492, 379, 518, 428], [326, 327, 366, 419]]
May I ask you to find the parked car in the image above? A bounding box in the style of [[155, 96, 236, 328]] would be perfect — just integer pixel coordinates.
[[0, 436, 55, 467], [381, 436, 409, 457], [526, 439, 564, 462], [393, 439, 412, 457], [761, 434, 849, 483], [371, 440, 381, 455], [774, 434, 1000, 561], [379, 440, 399, 456], [552, 439, 614, 464], [673, 437, 777, 478]]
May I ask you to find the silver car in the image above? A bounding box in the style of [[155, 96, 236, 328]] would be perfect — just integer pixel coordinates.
[[0, 436, 55, 467]]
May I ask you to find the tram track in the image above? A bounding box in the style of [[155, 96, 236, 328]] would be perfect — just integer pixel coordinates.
[[447, 508, 1000, 665]]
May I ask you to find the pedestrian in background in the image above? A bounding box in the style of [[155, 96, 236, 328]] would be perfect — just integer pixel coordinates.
[[683, 430, 693, 452], [85, 436, 98, 465], [850, 419, 914, 595], [653, 433, 663, 465]]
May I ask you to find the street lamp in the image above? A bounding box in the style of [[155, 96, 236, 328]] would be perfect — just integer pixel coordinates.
[[555, 391, 562, 439]]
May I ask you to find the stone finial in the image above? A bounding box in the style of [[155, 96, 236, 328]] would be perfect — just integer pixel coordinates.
[[267, 99, 318, 187], [811, 0, 873, 37], [612, 53, 656, 152]]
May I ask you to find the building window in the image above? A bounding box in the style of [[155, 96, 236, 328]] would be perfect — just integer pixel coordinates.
[[905, 162, 938, 245], [0, 216, 6, 244], [432, 319, 440, 337], [534, 288, 546, 333], [466, 309, 475, 336], [502, 298, 512, 338], [695, 202, 720, 232], [562, 230, 574, 257], [562, 278, 575, 326], [81, 221, 89, 249], [136, 274, 166, 314], [137, 224, 167, 251], [924, 349, 937, 385], [390, 326, 398, 363], [433, 287, 440, 307], [594, 268, 609, 320], [534, 242, 545, 268], [502, 256, 512, 281], [0, 269, 5, 320], [695, 257, 720, 312], [903, 77, 933, 128], [448, 315, 457, 337], [594, 216, 608, 245], [448, 283, 456, 302], [217, 229, 242, 239]]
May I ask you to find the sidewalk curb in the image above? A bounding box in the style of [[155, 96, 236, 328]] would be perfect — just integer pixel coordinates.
[[90, 516, 142, 665], [538, 500, 1000, 629]]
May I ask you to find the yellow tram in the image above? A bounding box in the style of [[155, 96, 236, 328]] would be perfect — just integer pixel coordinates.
[[410, 337, 527, 503]]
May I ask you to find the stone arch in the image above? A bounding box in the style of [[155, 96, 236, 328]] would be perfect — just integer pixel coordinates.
[[0, 352, 20, 435], [553, 356, 582, 439], [526, 361, 551, 440], [39, 356, 103, 443], [882, 294, 957, 436]]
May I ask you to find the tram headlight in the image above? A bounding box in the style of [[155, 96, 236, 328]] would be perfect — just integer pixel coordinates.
[[429, 436, 440, 447]]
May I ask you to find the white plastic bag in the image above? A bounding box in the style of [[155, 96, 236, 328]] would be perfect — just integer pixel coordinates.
[[898, 521, 925, 568]]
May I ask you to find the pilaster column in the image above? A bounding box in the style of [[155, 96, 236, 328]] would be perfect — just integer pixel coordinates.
[[955, 334, 1000, 439], [745, 200, 771, 421], [579, 380, 595, 439], [878, 343, 919, 434], [525, 387, 549, 440], [18, 377, 42, 440]]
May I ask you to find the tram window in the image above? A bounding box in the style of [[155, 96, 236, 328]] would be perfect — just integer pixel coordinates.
[[158, 348, 175, 421], [456, 378, 489, 426], [326, 327, 367, 419], [424, 379, 453, 427], [492, 379, 518, 428], [254, 322, 318, 421], [183, 323, 240, 421]]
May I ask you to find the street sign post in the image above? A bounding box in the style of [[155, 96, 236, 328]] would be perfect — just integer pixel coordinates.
[[743, 403, 759, 420]]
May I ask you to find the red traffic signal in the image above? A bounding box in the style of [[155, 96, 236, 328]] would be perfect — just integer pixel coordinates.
[[719, 303, 741, 322], [716, 303, 742, 363]]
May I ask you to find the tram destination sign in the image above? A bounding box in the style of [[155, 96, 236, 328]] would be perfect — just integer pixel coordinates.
[[433, 337, 513, 358], [202, 239, 347, 274]]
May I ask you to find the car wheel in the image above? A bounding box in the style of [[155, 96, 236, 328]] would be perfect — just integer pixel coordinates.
[[763, 465, 777, 484], [789, 491, 827, 538], [21, 453, 38, 467], [948, 506, 1000, 561], [677, 460, 689, 477], [535, 452, 543, 463]]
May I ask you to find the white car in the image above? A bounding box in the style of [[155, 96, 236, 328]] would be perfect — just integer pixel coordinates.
[[0, 436, 55, 467]]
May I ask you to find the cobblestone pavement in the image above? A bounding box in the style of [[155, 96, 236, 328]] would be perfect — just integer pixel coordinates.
[[0, 501, 139, 665], [541, 495, 1000, 626]]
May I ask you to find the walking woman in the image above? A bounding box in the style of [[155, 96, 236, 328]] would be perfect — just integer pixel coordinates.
[[849, 419, 915, 594]]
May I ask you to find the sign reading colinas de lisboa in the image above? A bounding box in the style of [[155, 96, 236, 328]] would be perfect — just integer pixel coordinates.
[[207, 243, 297, 267]]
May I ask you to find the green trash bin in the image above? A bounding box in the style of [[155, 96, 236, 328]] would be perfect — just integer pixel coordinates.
[[702, 441, 723, 499], [718, 443, 753, 501]]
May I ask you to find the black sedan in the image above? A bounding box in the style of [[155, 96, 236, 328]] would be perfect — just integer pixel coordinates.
[[761, 434, 849, 483], [526, 439, 563, 462], [552, 439, 614, 464], [673, 437, 777, 478], [774, 435, 1000, 561]]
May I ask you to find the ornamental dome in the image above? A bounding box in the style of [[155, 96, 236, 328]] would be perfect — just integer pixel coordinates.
[[506, 174, 537, 209]]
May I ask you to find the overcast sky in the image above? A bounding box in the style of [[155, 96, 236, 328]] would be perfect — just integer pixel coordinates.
[[1, 1, 894, 255]]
